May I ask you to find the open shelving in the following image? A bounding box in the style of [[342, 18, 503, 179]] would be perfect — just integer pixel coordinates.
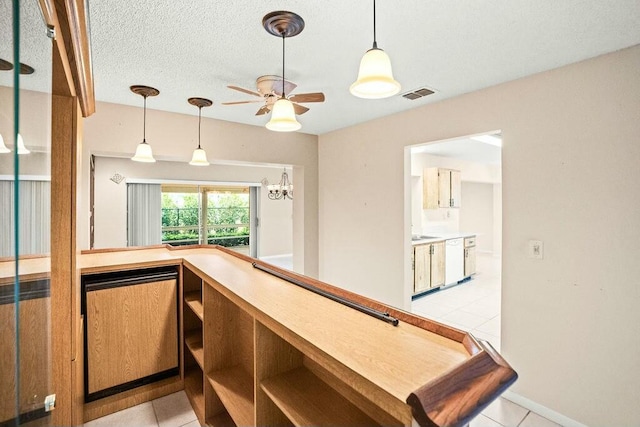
[[204, 284, 255, 426], [182, 266, 205, 424], [261, 366, 378, 426]]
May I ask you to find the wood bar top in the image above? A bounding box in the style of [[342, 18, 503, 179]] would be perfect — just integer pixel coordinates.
[[0, 245, 517, 426]]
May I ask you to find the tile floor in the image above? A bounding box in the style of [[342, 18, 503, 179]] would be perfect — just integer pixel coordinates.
[[86, 253, 561, 427], [84, 391, 198, 427], [411, 252, 502, 352], [85, 390, 561, 427]]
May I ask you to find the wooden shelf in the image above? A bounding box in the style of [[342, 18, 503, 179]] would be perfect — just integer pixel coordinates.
[[207, 409, 236, 427], [207, 366, 254, 427], [185, 291, 203, 320], [185, 330, 204, 370], [184, 367, 204, 425], [261, 367, 379, 427]]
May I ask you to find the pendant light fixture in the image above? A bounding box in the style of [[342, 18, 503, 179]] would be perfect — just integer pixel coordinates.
[[0, 134, 29, 154], [16, 134, 30, 154], [130, 85, 159, 162], [0, 134, 10, 153], [263, 11, 304, 132], [188, 97, 212, 166], [350, 0, 401, 99]]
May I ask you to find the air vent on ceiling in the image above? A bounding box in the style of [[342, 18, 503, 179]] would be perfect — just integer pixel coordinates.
[[402, 87, 435, 100]]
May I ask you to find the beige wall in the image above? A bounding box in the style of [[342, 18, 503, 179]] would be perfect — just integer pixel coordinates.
[[319, 45, 640, 426], [82, 101, 318, 276], [459, 182, 494, 254], [92, 156, 293, 257]]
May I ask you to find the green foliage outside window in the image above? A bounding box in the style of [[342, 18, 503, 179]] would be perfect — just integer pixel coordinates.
[[162, 191, 250, 247]]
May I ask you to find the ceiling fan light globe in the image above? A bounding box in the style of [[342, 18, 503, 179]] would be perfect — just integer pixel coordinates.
[[189, 147, 210, 166], [265, 98, 301, 132], [17, 134, 30, 155], [132, 141, 156, 162], [0, 134, 11, 153], [350, 48, 401, 99]]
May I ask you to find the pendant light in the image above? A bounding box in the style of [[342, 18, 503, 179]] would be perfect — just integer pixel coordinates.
[[17, 134, 30, 154], [188, 97, 212, 166], [130, 85, 159, 162], [0, 134, 10, 153], [350, 0, 401, 99], [263, 11, 304, 132]]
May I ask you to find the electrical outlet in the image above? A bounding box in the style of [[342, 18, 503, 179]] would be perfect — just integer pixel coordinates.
[[528, 240, 543, 259]]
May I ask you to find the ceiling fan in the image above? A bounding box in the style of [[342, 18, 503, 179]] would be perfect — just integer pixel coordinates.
[[223, 74, 325, 116]]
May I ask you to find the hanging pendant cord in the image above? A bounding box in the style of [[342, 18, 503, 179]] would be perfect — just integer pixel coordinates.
[[142, 95, 147, 143], [373, 0, 378, 49], [198, 107, 202, 149], [281, 33, 286, 98]]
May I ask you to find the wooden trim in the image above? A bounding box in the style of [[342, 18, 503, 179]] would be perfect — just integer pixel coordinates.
[[407, 347, 517, 427], [41, 0, 75, 98], [51, 0, 95, 116], [50, 88, 75, 426]]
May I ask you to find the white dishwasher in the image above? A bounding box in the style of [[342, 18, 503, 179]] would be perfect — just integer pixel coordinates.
[[445, 238, 465, 286]]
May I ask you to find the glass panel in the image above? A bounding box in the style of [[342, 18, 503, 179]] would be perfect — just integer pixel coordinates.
[[1, 0, 53, 425], [205, 188, 250, 254]]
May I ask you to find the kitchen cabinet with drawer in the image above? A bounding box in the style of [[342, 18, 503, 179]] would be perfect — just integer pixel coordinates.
[[413, 241, 445, 294], [464, 236, 477, 277], [423, 168, 461, 209]]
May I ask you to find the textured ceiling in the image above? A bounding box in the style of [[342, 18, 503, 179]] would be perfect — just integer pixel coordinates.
[[3, 1, 640, 135]]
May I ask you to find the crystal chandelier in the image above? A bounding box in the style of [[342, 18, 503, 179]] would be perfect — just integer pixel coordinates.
[[267, 169, 293, 200]]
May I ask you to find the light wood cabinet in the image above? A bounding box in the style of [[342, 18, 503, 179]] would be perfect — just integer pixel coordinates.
[[83, 268, 179, 402], [413, 241, 445, 294], [464, 237, 477, 277], [423, 168, 461, 209]]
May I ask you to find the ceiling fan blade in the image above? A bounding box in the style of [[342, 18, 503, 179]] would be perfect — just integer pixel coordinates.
[[292, 103, 310, 115], [222, 100, 263, 105], [228, 85, 262, 98], [289, 92, 325, 103], [255, 105, 270, 116]]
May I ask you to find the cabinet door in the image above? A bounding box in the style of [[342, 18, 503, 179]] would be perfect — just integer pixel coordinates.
[[450, 170, 461, 208], [438, 169, 451, 208], [465, 246, 477, 277], [413, 245, 431, 293], [430, 242, 446, 288], [423, 168, 440, 209], [85, 279, 178, 397]]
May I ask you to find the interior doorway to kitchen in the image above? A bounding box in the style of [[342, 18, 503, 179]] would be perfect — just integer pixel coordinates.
[[406, 132, 503, 351]]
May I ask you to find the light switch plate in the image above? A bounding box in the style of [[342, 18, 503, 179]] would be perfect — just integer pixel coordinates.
[[528, 240, 543, 259]]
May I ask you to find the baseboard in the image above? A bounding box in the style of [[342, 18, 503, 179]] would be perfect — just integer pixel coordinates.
[[502, 391, 588, 427]]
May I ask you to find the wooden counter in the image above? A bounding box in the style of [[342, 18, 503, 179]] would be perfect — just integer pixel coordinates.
[[0, 245, 517, 426]]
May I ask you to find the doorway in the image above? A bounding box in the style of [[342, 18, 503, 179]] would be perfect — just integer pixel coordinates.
[[407, 132, 503, 351]]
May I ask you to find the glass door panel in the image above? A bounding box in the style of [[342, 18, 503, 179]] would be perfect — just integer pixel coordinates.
[[0, 0, 53, 425]]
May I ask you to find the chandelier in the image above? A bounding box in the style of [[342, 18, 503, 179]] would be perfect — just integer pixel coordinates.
[[267, 169, 293, 200]]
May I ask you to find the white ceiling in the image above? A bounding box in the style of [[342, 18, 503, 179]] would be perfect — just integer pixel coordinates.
[[411, 137, 502, 165], [2, 1, 640, 135]]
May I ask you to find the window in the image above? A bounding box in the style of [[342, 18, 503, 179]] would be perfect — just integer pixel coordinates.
[[161, 185, 252, 252]]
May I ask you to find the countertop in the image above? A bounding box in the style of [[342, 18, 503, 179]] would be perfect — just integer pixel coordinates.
[[411, 232, 476, 245]]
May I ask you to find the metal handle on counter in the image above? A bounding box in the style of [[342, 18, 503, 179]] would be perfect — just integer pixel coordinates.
[[252, 262, 399, 327]]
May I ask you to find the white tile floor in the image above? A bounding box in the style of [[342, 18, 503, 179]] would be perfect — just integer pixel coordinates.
[[411, 252, 502, 352], [86, 254, 561, 427], [84, 391, 198, 427]]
